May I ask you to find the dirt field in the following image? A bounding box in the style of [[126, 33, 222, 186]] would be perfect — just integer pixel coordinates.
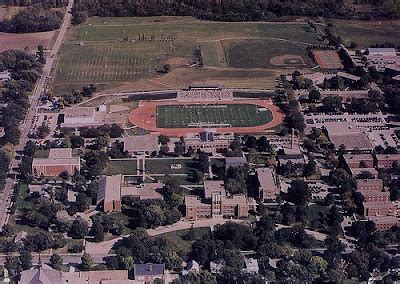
[[51, 16, 321, 93], [128, 98, 284, 136], [0, 31, 57, 52]]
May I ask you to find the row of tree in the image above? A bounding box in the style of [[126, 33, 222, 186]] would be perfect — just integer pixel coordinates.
[[70, 0, 400, 25], [0, 5, 63, 33]]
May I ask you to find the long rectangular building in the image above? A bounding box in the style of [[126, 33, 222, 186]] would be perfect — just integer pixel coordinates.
[[32, 148, 80, 177]]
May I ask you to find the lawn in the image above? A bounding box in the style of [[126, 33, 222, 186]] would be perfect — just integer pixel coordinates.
[[156, 104, 273, 128], [145, 158, 199, 175], [225, 39, 314, 69], [152, 227, 211, 260], [103, 159, 138, 175], [52, 16, 321, 93], [334, 20, 400, 47]]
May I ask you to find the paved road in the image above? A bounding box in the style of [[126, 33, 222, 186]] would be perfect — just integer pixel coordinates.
[[0, 0, 74, 230]]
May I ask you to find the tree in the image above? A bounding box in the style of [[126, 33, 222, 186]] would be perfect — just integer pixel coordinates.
[[287, 180, 311, 206], [159, 135, 170, 145], [322, 96, 342, 113], [76, 192, 90, 212], [19, 249, 32, 270], [69, 218, 89, 239], [92, 222, 105, 242], [81, 252, 94, 271], [49, 253, 63, 270], [193, 169, 204, 183], [198, 152, 209, 173], [1, 224, 15, 238], [36, 125, 50, 139], [309, 89, 321, 102]]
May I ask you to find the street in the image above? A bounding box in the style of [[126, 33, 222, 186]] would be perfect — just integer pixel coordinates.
[[0, 0, 75, 230]]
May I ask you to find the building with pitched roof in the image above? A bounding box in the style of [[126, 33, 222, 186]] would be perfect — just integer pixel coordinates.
[[124, 134, 159, 156], [356, 179, 383, 192], [376, 154, 400, 169], [344, 154, 374, 169]]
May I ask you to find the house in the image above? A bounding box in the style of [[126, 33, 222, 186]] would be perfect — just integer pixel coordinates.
[[356, 179, 383, 192], [225, 156, 248, 169], [124, 134, 159, 156], [376, 154, 400, 169], [210, 260, 224, 274], [182, 260, 200, 275], [184, 131, 234, 154], [32, 148, 80, 177], [97, 174, 164, 212], [133, 263, 165, 282], [19, 260, 130, 284], [244, 258, 259, 274], [256, 167, 280, 200], [14, 231, 28, 245], [343, 154, 374, 169], [185, 180, 254, 219], [367, 48, 397, 57]]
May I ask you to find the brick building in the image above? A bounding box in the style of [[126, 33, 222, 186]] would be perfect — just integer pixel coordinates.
[[343, 154, 374, 169], [97, 174, 164, 212], [256, 167, 280, 200], [376, 154, 400, 169], [32, 148, 80, 177], [363, 202, 395, 217], [368, 216, 398, 231], [184, 131, 234, 154], [124, 134, 159, 156], [185, 180, 254, 219], [356, 179, 383, 192], [361, 190, 390, 203]]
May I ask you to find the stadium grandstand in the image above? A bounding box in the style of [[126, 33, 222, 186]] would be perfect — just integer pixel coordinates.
[[177, 88, 233, 101]]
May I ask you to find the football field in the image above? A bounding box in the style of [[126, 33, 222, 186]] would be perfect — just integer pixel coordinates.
[[156, 104, 273, 128]]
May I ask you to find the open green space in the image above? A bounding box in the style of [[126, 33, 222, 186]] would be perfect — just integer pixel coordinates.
[[145, 158, 199, 175], [225, 39, 313, 69], [335, 20, 400, 47], [103, 159, 138, 175], [52, 16, 321, 93], [156, 104, 273, 128]]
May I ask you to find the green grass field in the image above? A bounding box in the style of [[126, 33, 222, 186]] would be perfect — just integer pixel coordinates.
[[156, 104, 273, 128], [225, 39, 314, 69], [335, 20, 400, 47], [145, 158, 199, 175], [52, 16, 321, 93], [103, 159, 138, 175]]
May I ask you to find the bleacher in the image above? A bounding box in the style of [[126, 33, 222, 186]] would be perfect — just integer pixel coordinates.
[[177, 89, 233, 101]]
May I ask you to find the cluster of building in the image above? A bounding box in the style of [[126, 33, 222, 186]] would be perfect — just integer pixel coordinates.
[[185, 166, 280, 220], [343, 154, 399, 230], [19, 260, 166, 284]]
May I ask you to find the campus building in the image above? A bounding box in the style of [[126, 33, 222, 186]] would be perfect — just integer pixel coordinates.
[[363, 202, 395, 218], [124, 134, 160, 155], [343, 154, 374, 169], [356, 179, 383, 192], [361, 190, 390, 203], [184, 131, 234, 153], [97, 174, 164, 212], [368, 216, 398, 231], [256, 167, 280, 200], [32, 148, 80, 177], [185, 180, 254, 219], [376, 154, 400, 169]]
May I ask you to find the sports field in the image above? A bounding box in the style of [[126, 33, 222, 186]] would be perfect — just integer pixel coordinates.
[[129, 99, 284, 136], [156, 104, 273, 128], [51, 16, 322, 93]]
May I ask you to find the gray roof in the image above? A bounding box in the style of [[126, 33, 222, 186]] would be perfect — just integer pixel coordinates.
[[19, 265, 63, 284], [134, 263, 165, 277]]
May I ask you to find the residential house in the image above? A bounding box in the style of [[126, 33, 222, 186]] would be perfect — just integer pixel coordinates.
[[133, 263, 165, 282]]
